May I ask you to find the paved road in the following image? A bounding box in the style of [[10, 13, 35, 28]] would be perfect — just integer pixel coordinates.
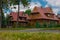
[[0, 28, 60, 33]]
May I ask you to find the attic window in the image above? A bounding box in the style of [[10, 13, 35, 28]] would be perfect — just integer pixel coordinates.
[[48, 14, 50, 17], [45, 13, 51, 17]]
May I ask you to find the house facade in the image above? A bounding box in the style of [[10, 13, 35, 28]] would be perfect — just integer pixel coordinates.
[[9, 11, 30, 28], [28, 6, 59, 27], [57, 14, 60, 24], [9, 6, 59, 28]]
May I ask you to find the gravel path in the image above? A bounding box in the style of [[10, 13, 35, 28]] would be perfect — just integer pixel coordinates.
[[0, 28, 60, 33]]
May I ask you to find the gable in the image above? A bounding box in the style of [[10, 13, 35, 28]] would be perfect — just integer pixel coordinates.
[[45, 7, 53, 13], [32, 6, 38, 12]]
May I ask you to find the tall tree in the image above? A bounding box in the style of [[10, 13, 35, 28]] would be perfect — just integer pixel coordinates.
[[10, 0, 30, 27], [10, 0, 29, 6], [0, 0, 8, 28], [0, 0, 30, 28]]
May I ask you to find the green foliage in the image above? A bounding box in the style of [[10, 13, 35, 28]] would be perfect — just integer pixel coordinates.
[[10, 0, 29, 7], [0, 0, 8, 8], [42, 23, 47, 28], [46, 21, 60, 28], [21, 0, 28, 7], [3, 14, 12, 28], [55, 24, 60, 27], [1, 11, 6, 28], [25, 9, 31, 15], [35, 22, 41, 28], [12, 22, 17, 28], [0, 0, 9, 28]]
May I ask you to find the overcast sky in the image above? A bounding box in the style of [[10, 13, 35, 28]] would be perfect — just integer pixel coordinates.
[[3, 0, 60, 15]]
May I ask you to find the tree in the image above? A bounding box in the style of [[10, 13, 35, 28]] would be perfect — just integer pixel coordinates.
[[25, 9, 31, 15], [10, 0, 29, 7], [0, 0, 8, 28], [35, 22, 41, 28], [10, 0, 30, 27], [0, 0, 31, 28], [4, 14, 10, 28]]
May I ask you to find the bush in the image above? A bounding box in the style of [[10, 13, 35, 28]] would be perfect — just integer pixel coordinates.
[[35, 22, 41, 28]]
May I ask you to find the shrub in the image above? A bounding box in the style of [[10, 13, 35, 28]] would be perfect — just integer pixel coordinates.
[[35, 22, 41, 28]]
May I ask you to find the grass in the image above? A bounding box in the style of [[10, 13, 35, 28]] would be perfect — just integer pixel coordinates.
[[39, 27, 60, 30], [0, 32, 60, 40], [0, 27, 60, 30], [0, 28, 27, 30]]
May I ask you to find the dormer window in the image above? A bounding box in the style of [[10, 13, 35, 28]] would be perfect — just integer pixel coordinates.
[[45, 13, 51, 17], [47, 14, 50, 17]]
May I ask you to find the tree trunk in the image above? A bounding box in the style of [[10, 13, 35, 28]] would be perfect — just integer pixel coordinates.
[[0, 1, 5, 28], [0, 9, 2, 28], [16, 1, 20, 28], [0, 1, 2, 28]]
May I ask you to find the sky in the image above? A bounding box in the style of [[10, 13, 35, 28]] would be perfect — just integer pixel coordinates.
[[4, 0, 60, 15], [31, 0, 60, 15]]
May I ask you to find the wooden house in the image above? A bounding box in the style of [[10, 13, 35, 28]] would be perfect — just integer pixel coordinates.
[[9, 11, 29, 27], [28, 6, 59, 27]]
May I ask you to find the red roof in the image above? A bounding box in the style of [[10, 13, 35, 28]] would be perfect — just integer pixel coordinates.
[[25, 14, 31, 19], [9, 11, 29, 22], [9, 6, 59, 22], [31, 6, 59, 21]]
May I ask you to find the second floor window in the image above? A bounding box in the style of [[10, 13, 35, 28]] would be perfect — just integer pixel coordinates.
[[19, 17, 26, 20]]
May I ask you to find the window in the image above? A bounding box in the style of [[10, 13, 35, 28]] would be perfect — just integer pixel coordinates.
[[19, 17, 26, 20], [45, 13, 51, 17], [20, 17, 22, 20], [47, 14, 50, 17], [50, 21, 57, 24], [22, 18, 26, 20]]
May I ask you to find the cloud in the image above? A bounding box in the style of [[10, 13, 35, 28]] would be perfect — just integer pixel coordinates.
[[28, 2, 41, 10], [9, 2, 41, 12], [45, 0, 60, 14], [52, 8, 59, 15], [46, 0, 60, 7]]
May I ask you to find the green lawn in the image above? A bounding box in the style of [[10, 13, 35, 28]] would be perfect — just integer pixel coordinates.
[[0, 28, 26, 30], [39, 27, 60, 30], [0, 27, 60, 30], [0, 32, 60, 40]]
